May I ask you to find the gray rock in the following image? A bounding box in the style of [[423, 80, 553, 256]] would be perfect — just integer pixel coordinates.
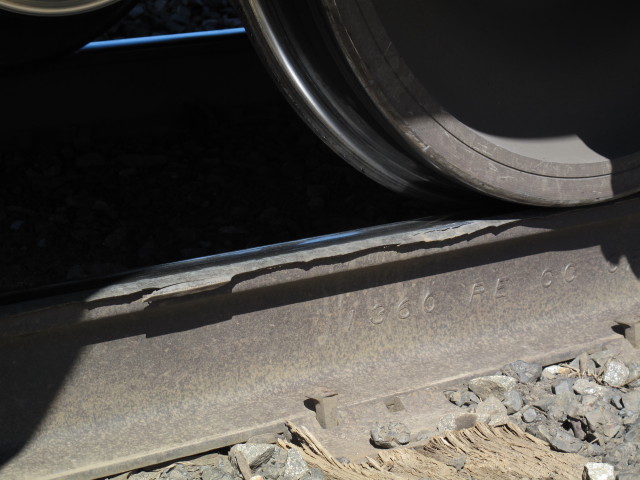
[[229, 444, 275, 470], [475, 396, 509, 426], [283, 449, 310, 480], [213, 456, 237, 475], [623, 390, 640, 412], [468, 375, 516, 401], [550, 429, 583, 453], [553, 378, 575, 395], [159, 464, 191, 480], [502, 389, 524, 414], [526, 422, 557, 444], [448, 390, 463, 405], [306, 468, 325, 480], [581, 394, 601, 410], [591, 351, 614, 367], [448, 390, 480, 407], [437, 413, 478, 432], [181, 464, 203, 480], [256, 448, 320, 480], [464, 390, 480, 406], [585, 406, 622, 439], [620, 408, 639, 425], [582, 462, 614, 480], [501, 360, 543, 384], [441, 356, 640, 476], [200, 466, 214, 480], [603, 359, 630, 387], [437, 414, 458, 432], [626, 362, 640, 387], [625, 420, 640, 442], [574, 379, 612, 399], [370, 422, 411, 448], [254, 447, 288, 480], [522, 407, 538, 423], [201, 465, 238, 480], [611, 394, 624, 410], [580, 441, 604, 458], [604, 443, 636, 470], [531, 394, 556, 413], [507, 412, 524, 430], [548, 391, 580, 422]]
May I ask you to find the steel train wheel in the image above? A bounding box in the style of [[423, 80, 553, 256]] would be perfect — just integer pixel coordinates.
[[235, 0, 479, 205], [236, 1, 640, 206], [0, 0, 135, 66]]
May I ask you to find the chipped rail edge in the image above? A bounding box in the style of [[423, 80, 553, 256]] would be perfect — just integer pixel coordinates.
[[2, 197, 640, 480]]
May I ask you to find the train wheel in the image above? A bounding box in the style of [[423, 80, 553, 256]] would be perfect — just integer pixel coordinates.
[[237, 1, 640, 206], [0, 0, 135, 66]]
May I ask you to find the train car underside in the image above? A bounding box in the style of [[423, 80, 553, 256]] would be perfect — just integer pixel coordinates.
[[5, 0, 640, 206]]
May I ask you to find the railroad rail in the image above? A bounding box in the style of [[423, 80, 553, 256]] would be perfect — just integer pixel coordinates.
[[2, 196, 640, 479]]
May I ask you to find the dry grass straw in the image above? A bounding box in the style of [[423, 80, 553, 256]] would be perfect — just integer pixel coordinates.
[[279, 421, 587, 480]]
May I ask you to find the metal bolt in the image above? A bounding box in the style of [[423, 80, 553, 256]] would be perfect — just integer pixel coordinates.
[[384, 396, 405, 412], [625, 323, 639, 348], [306, 387, 338, 429], [616, 317, 639, 348]]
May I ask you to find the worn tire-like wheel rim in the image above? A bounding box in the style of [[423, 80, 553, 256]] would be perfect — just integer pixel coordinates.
[[238, 0, 640, 206], [235, 0, 480, 205]]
